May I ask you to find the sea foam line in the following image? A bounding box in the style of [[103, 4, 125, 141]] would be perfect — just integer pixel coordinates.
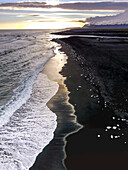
[[0, 54, 55, 128], [0, 73, 58, 170]]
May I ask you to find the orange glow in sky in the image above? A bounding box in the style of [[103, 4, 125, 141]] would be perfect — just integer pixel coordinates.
[[23, 21, 84, 29], [0, 20, 84, 30], [0, 4, 122, 30]]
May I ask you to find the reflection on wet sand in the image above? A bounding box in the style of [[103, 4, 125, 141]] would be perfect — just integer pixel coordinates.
[[30, 43, 82, 170]]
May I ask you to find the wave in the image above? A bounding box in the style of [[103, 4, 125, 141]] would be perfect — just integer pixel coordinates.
[[0, 57, 53, 128], [0, 73, 58, 170], [0, 30, 59, 169], [0, 30, 56, 126]]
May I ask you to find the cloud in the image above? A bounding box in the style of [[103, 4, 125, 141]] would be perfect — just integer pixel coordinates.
[[16, 14, 41, 17], [69, 18, 86, 23], [0, 1, 128, 11], [57, 2, 128, 10], [31, 18, 86, 23], [0, 2, 48, 8], [28, 14, 40, 17]]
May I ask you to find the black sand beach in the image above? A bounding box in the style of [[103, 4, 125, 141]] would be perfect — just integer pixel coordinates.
[[56, 35, 128, 170], [31, 31, 128, 170], [53, 28, 128, 37]]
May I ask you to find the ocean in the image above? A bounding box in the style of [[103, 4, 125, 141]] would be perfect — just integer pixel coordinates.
[[0, 30, 61, 170]]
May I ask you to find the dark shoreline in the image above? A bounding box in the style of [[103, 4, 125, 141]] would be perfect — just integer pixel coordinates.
[[30, 42, 81, 170], [30, 32, 128, 170], [56, 36, 128, 170], [53, 28, 128, 37]]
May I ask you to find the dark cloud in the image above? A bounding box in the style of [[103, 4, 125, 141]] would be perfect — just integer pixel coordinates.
[[33, 19, 86, 23], [70, 19, 86, 23], [29, 14, 40, 17], [0, 2, 49, 8], [0, 1, 128, 10], [56, 2, 128, 10]]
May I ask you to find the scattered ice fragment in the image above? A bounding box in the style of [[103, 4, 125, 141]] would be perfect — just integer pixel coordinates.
[[121, 118, 126, 121], [122, 133, 124, 136], [117, 124, 119, 127], [112, 117, 115, 120], [113, 126, 117, 130], [80, 74, 83, 76], [78, 86, 81, 88], [97, 135, 101, 138], [115, 135, 120, 139], [106, 126, 111, 129], [91, 95, 93, 98], [90, 89, 92, 91], [110, 135, 114, 139], [104, 101, 107, 107], [124, 142, 127, 144]]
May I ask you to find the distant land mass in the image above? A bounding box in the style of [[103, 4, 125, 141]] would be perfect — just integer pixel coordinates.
[[84, 10, 128, 28], [84, 24, 128, 29]]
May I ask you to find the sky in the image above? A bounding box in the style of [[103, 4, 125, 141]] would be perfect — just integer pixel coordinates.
[[0, 0, 128, 29], [0, 0, 128, 2]]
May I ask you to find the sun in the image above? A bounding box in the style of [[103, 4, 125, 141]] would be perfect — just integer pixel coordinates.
[[46, 0, 60, 5]]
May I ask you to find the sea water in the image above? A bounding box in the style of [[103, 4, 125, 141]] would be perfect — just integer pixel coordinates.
[[0, 30, 59, 170]]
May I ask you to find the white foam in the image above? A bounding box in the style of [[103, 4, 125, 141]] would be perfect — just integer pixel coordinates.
[[0, 31, 55, 128], [0, 73, 58, 170], [0, 30, 60, 169], [0, 60, 52, 128]]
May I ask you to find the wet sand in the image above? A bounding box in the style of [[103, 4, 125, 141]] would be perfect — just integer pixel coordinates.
[[30, 44, 81, 170], [55, 36, 128, 170]]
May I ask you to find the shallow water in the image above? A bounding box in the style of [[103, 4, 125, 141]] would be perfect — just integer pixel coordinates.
[[0, 30, 60, 169]]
